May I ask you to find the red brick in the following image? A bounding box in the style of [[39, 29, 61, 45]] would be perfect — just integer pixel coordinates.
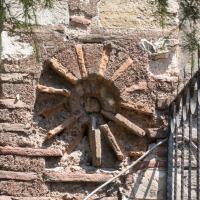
[[44, 171, 113, 182], [0, 146, 63, 157], [70, 15, 91, 25], [0, 170, 38, 181]]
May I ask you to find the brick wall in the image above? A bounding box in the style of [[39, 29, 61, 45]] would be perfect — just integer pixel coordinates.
[[0, 0, 192, 199]]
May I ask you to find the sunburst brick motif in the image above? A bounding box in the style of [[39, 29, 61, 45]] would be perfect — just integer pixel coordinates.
[[36, 44, 146, 167]]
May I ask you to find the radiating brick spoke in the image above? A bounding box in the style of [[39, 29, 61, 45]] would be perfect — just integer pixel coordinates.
[[111, 57, 133, 81], [0, 146, 63, 157], [44, 171, 113, 182], [100, 124, 123, 161], [47, 115, 79, 139], [75, 44, 88, 78], [0, 170, 38, 181], [49, 58, 78, 85], [37, 84, 70, 97], [39, 101, 66, 118], [101, 110, 145, 137], [99, 45, 111, 76], [89, 116, 102, 167]]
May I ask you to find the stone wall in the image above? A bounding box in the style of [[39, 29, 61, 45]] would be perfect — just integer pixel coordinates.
[[0, 0, 195, 200]]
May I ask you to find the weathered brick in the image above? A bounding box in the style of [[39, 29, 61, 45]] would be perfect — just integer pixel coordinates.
[[0, 170, 38, 181], [0, 146, 63, 157], [70, 16, 91, 25], [44, 171, 113, 182]]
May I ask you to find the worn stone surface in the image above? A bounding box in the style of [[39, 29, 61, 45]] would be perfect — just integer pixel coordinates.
[[5, 0, 69, 26], [68, 0, 99, 18], [125, 169, 167, 199], [99, 0, 179, 28], [1, 31, 33, 60]]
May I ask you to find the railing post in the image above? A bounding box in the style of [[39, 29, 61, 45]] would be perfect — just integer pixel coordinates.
[[167, 105, 174, 200]]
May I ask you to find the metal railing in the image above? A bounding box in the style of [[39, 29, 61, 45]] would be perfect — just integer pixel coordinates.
[[167, 68, 200, 200]]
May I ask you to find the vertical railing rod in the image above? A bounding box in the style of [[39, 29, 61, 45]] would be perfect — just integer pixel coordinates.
[[174, 101, 179, 200], [188, 84, 194, 200], [197, 74, 200, 200], [181, 93, 187, 200], [167, 105, 174, 200]]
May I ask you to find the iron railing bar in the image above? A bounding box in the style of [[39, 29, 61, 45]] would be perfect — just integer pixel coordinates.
[[181, 93, 187, 200], [174, 101, 179, 200], [197, 75, 200, 200], [188, 103, 192, 200], [167, 105, 174, 200]]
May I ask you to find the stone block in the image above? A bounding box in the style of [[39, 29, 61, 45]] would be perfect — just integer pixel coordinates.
[[99, 0, 178, 29], [4, 0, 69, 26]]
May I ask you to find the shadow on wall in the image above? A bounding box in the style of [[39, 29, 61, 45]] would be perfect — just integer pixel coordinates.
[[128, 168, 167, 200]]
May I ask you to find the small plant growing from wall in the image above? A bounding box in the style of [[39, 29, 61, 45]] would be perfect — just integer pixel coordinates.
[[0, 0, 53, 61], [0, 0, 200, 62]]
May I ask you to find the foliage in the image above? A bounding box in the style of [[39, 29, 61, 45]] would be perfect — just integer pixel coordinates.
[[155, 0, 200, 52], [0, 0, 53, 61], [0, 0, 200, 62]]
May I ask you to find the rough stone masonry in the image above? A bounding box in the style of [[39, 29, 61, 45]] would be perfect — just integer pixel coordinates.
[[0, 0, 197, 199]]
